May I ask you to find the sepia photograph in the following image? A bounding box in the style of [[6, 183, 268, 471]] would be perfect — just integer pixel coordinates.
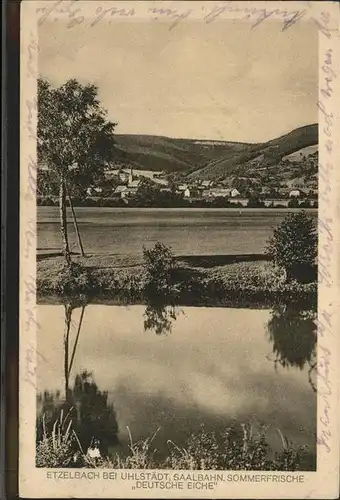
[[35, 13, 318, 471], [19, 1, 340, 498]]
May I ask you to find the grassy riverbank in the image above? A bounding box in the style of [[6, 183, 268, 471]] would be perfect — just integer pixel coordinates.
[[36, 412, 314, 471], [37, 253, 317, 307]]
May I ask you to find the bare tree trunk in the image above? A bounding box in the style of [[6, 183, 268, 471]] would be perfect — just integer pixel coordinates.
[[59, 173, 71, 266], [67, 191, 85, 257]]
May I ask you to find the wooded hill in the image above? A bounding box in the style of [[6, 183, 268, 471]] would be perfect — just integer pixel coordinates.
[[112, 123, 318, 181]]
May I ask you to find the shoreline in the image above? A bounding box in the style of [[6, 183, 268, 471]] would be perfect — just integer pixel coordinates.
[[37, 253, 317, 308], [37, 205, 318, 211]]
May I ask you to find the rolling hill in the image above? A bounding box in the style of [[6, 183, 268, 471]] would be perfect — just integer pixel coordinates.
[[113, 124, 318, 180], [113, 134, 253, 173]]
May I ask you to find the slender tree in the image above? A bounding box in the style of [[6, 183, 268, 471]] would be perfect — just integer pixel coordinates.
[[37, 78, 117, 264]]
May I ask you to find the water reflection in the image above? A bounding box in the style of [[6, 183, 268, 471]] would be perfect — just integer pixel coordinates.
[[37, 371, 119, 459], [63, 300, 85, 401], [36, 294, 181, 460], [142, 284, 181, 335], [266, 305, 317, 392], [36, 299, 317, 468], [143, 298, 179, 335], [36, 299, 119, 458]]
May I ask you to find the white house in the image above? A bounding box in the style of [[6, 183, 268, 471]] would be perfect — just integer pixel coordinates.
[[114, 185, 128, 198], [230, 188, 241, 197], [202, 188, 231, 198], [289, 189, 301, 197]]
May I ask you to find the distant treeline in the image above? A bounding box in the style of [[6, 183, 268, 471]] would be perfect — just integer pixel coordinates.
[[37, 196, 318, 209]]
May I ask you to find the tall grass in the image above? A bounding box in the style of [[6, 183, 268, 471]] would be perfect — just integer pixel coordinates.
[[36, 414, 311, 471], [100, 427, 161, 469], [36, 409, 77, 468], [164, 424, 306, 471]]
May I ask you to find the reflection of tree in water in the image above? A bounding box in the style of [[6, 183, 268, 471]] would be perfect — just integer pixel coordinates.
[[266, 305, 317, 392], [62, 297, 87, 401], [144, 302, 179, 335], [37, 371, 119, 457], [143, 291, 180, 335], [37, 299, 119, 457]]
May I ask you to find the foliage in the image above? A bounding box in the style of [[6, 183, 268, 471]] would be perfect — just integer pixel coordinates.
[[36, 409, 76, 468], [266, 211, 317, 282], [37, 196, 56, 206], [247, 196, 264, 208], [37, 256, 317, 307], [165, 423, 306, 471], [36, 420, 310, 471], [48, 262, 96, 295], [142, 242, 176, 294], [143, 301, 179, 335], [109, 427, 160, 469], [36, 192, 319, 208], [37, 169, 59, 197], [288, 198, 299, 208], [38, 78, 117, 184]]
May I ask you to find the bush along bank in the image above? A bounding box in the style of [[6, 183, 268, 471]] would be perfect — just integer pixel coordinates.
[[36, 411, 314, 471], [37, 256, 317, 308]]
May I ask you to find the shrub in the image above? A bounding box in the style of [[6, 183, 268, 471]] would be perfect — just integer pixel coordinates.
[[165, 423, 307, 471], [83, 197, 97, 207], [266, 211, 317, 283], [50, 262, 96, 295], [247, 196, 264, 208], [288, 198, 299, 208], [142, 242, 176, 294], [37, 196, 55, 206]]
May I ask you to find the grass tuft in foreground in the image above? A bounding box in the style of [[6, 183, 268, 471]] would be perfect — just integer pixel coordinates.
[[36, 410, 76, 468]]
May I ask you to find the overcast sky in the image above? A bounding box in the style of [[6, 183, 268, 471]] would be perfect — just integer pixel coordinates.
[[39, 19, 317, 143]]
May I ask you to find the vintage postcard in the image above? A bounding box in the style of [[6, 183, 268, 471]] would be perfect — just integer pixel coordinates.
[[20, 0, 340, 498]]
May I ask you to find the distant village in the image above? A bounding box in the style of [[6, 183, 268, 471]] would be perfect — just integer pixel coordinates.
[[38, 150, 318, 208], [83, 165, 318, 208]]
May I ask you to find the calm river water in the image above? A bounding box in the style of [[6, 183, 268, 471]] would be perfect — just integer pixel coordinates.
[[37, 303, 317, 467], [37, 207, 317, 256]]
